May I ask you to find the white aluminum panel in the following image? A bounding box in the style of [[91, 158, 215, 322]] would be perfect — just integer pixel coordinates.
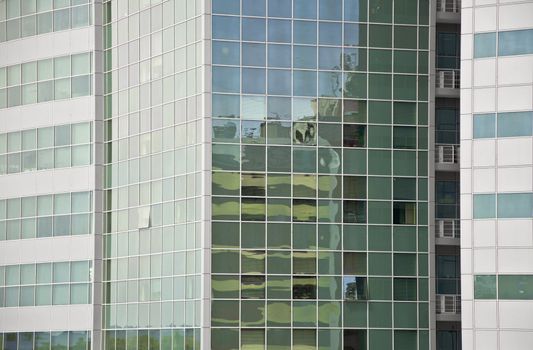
[[474, 6, 497, 32], [497, 219, 533, 247], [500, 331, 533, 350], [474, 301, 498, 328], [0, 27, 94, 67], [499, 3, 533, 30], [0, 96, 95, 133], [473, 248, 497, 273], [497, 167, 533, 192], [498, 248, 533, 273], [473, 87, 496, 113], [497, 139, 533, 167], [473, 59, 496, 87], [475, 330, 498, 350], [0, 235, 94, 266], [473, 220, 496, 247], [498, 86, 533, 112], [0, 166, 95, 199], [0, 305, 93, 332], [498, 56, 533, 86], [472, 168, 496, 193], [499, 301, 533, 329], [472, 139, 496, 167]]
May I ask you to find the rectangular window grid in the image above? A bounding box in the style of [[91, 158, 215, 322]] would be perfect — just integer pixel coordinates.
[[0, 52, 92, 109], [0, 0, 93, 43], [0, 331, 91, 350], [0, 260, 92, 307], [209, 0, 430, 349], [0, 121, 93, 174], [0, 190, 93, 241]]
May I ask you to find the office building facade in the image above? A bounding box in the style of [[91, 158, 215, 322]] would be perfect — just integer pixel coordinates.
[[7, 0, 532, 349], [461, 0, 533, 349], [0, 0, 97, 349]]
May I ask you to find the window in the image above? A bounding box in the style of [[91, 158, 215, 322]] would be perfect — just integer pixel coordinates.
[[473, 194, 495, 219], [498, 193, 533, 218], [341, 329, 366, 349], [499, 275, 533, 299], [0, 53, 91, 109], [212, 41, 240, 65], [499, 29, 533, 56], [241, 275, 265, 299], [497, 112, 533, 138], [294, 0, 316, 19], [436, 108, 459, 143], [343, 276, 367, 301], [212, 0, 239, 14], [268, 0, 291, 18], [393, 202, 416, 224], [474, 32, 496, 58], [343, 125, 366, 147], [212, 15, 239, 40], [293, 276, 317, 299], [343, 252, 366, 275], [474, 275, 496, 299], [437, 32, 459, 68], [473, 113, 496, 139]]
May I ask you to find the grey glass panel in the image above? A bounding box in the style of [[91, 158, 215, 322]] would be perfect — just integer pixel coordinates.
[[268, 19, 291, 43], [294, 0, 316, 19], [212, 41, 240, 65], [212, 15, 240, 40], [242, 17, 265, 42], [243, 0, 265, 16], [268, 44, 291, 68], [294, 20, 316, 44], [242, 43, 266, 67], [268, 0, 291, 17], [212, 0, 239, 15], [319, 22, 342, 45]]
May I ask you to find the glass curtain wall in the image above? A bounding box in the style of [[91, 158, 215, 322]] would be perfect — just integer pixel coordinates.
[[102, 0, 204, 349], [210, 0, 430, 349]]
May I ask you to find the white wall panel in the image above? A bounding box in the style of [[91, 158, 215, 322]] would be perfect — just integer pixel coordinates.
[[475, 330, 498, 350], [473, 88, 496, 113], [498, 86, 533, 112], [497, 167, 533, 192], [473, 168, 496, 192], [497, 220, 533, 247], [0, 97, 95, 133], [474, 6, 497, 32], [500, 331, 533, 350], [0, 235, 94, 265], [472, 139, 496, 167], [473, 248, 496, 273], [473, 220, 496, 247], [497, 139, 533, 167], [499, 3, 533, 30], [0, 166, 95, 199], [0, 28, 94, 67], [498, 56, 533, 86], [498, 248, 533, 273], [499, 302, 533, 329], [0, 305, 93, 331], [474, 301, 498, 328]]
